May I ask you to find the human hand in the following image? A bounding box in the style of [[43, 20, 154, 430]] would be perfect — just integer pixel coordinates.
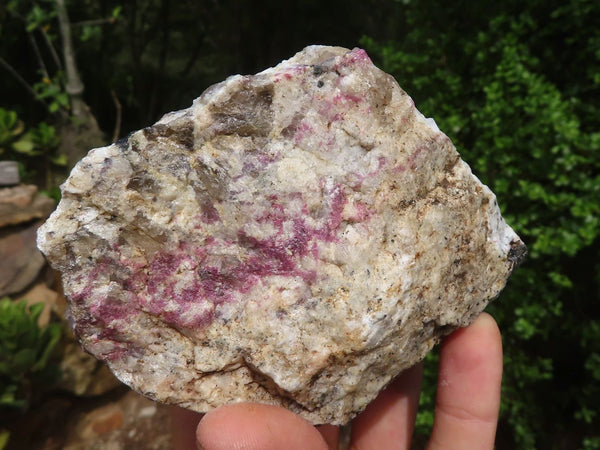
[[171, 312, 502, 450]]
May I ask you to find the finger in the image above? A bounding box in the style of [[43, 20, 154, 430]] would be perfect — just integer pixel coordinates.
[[428, 313, 503, 450], [351, 362, 424, 450], [196, 402, 330, 450]]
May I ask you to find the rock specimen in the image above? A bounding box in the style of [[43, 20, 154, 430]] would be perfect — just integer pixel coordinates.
[[37, 46, 525, 424], [0, 184, 55, 227], [0, 184, 55, 296], [1, 223, 47, 296]]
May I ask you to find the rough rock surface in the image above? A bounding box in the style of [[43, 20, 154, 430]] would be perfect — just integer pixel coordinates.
[[1, 222, 47, 296], [0, 184, 55, 227], [37, 46, 526, 424]]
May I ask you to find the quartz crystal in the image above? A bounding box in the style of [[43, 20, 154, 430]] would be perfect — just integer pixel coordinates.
[[37, 46, 526, 424]]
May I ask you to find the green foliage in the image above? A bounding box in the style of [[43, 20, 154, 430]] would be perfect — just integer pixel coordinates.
[[79, 24, 100, 42], [0, 430, 8, 450], [363, 0, 600, 447], [0, 1, 598, 447], [0, 107, 65, 186], [24, 2, 57, 33], [33, 74, 70, 114], [0, 109, 31, 156], [413, 351, 437, 436], [583, 437, 600, 450], [39, 186, 62, 203], [0, 298, 61, 413]]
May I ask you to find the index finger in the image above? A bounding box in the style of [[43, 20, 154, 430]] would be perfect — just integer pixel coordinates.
[[427, 313, 503, 450], [350, 361, 424, 450]]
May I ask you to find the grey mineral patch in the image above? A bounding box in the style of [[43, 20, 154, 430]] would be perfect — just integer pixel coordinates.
[[37, 45, 525, 425]]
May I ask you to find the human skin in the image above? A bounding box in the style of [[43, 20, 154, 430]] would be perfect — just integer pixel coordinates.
[[170, 312, 503, 450]]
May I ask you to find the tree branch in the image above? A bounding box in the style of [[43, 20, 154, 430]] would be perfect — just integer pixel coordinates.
[[27, 32, 50, 79], [0, 57, 43, 102], [55, 0, 85, 117], [38, 27, 63, 72], [71, 17, 116, 27]]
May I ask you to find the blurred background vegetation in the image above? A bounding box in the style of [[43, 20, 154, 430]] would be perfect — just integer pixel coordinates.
[[1, 0, 598, 448]]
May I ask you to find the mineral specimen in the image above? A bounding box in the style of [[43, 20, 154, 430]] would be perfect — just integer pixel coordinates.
[[37, 46, 525, 424]]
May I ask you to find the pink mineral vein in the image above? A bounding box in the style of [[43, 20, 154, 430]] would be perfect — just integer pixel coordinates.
[[36, 45, 525, 425]]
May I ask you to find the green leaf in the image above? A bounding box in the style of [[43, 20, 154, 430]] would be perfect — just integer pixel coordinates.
[[0, 298, 62, 411], [548, 271, 573, 288], [0, 109, 22, 144], [585, 353, 600, 382], [56, 93, 69, 107], [39, 187, 61, 203], [0, 384, 26, 411], [583, 437, 600, 450], [11, 138, 35, 154], [50, 153, 67, 166], [112, 6, 122, 19], [13, 348, 37, 372], [0, 430, 10, 450], [80, 25, 100, 42], [32, 324, 60, 372], [28, 303, 44, 323]]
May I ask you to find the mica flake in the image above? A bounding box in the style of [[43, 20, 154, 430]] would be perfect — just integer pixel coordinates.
[[37, 46, 526, 424]]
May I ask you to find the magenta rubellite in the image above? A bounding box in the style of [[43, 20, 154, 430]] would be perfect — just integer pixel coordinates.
[[37, 46, 525, 424]]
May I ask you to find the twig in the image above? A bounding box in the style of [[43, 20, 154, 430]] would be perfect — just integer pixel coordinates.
[[0, 56, 43, 101], [0, 56, 68, 120], [110, 89, 122, 143], [71, 17, 116, 27], [55, 0, 85, 117], [39, 27, 63, 72], [27, 32, 50, 79]]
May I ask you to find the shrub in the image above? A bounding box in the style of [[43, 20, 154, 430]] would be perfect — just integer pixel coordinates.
[[363, 1, 600, 447], [0, 298, 61, 413]]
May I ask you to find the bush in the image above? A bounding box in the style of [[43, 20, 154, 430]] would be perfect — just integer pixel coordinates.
[[0, 298, 61, 413], [0, 107, 65, 189], [363, 1, 600, 447]]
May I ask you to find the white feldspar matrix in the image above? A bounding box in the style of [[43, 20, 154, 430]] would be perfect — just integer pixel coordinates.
[[38, 46, 526, 424]]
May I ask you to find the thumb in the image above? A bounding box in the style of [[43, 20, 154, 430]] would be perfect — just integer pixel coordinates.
[[197, 403, 330, 450]]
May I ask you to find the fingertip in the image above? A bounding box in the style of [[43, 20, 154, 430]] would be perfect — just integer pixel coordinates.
[[197, 403, 330, 450], [197, 404, 262, 450], [446, 312, 500, 342], [470, 312, 501, 342], [441, 312, 503, 384]]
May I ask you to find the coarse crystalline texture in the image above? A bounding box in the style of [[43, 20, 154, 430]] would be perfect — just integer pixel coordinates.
[[37, 45, 526, 424]]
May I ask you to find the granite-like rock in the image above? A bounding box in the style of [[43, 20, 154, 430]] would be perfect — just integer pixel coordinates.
[[58, 340, 123, 397], [0, 184, 55, 227], [37, 46, 525, 424], [1, 222, 46, 296]]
